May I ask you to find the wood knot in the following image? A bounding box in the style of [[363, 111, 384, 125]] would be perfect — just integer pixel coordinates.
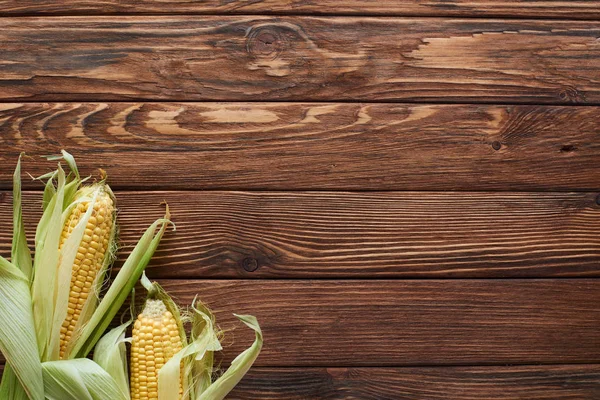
[[559, 86, 585, 103], [246, 27, 286, 60], [491, 141, 502, 151], [560, 144, 576, 153], [242, 257, 259, 272]]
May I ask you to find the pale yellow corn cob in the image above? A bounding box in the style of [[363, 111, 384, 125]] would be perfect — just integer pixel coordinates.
[[131, 299, 184, 400], [58, 189, 114, 359]]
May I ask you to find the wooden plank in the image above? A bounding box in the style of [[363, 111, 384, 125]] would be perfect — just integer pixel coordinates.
[[147, 279, 600, 366], [1, 1, 600, 19], [2, 103, 600, 191], [0, 18, 599, 103], [1, 191, 599, 278], [229, 365, 600, 399], [2, 364, 600, 398]]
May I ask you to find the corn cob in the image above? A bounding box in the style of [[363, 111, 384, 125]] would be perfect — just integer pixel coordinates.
[[58, 186, 115, 359], [131, 299, 184, 400]]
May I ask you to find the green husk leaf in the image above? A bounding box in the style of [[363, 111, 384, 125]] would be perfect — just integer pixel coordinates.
[[0, 256, 44, 400], [44, 150, 83, 209], [158, 305, 222, 400], [31, 164, 67, 361], [35, 171, 59, 245], [93, 321, 131, 399], [71, 208, 173, 359], [189, 301, 217, 397], [61, 155, 83, 209], [42, 173, 57, 212], [63, 180, 82, 211], [12, 153, 33, 281], [60, 150, 81, 182], [0, 365, 30, 400], [197, 315, 263, 400], [42, 359, 128, 400]]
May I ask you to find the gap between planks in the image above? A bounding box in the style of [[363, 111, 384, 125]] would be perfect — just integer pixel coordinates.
[[1, 0, 599, 20], [2, 13, 600, 22]]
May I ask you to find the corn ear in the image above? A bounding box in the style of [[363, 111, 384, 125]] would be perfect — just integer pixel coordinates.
[[50, 189, 100, 361], [31, 152, 121, 362], [42, 358, 128, 400], [134, 277, 189, 400], [94, 321, 132, 399], [58, 184, 117, 360], [0, 256, 44, 400]]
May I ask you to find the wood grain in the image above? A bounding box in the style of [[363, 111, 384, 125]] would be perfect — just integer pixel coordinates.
[[1, 103, 600, 191], [2, 364, 600, 398], [229, 365, 600, 399], [0, 18, 599, 103], [1, 191, 599, 278], [1, 1, 600, 19], [144, 279, 600, 366]]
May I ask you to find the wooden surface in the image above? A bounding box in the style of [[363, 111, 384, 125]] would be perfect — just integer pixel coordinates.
[[3, 191, 600, 278], [3, 364, 600, 399], [151, 279, 600, 366], [1, 103, 600, 191], [1, 1, 600, 19], [1, 0, 599, 398], [229, 366, 600, 399], [1, 18, 600, 104]]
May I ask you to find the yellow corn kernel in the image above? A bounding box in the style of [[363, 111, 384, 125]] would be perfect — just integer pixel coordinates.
[[131, 300, 184, 400], [58, 188, 114, 359]]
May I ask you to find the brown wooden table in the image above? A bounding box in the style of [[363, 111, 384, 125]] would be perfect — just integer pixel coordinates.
[[1, 1, 600, 398]]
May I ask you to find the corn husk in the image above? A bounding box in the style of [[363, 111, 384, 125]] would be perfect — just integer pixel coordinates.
[[196, 314, 262, 400], [0, 365, 30, 400], [42, 359, 128, 400], [31, 163, 69, 361], [0, 256, 44, 400], [0, 154, 37, 400], [11, 154, 32, 280], [0, 154, 44, 400], [93, 321, 131, 399], [189, 301, 217, 396]]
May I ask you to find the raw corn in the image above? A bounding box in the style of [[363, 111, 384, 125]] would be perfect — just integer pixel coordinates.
[[0, 151, 176, 399], [59, 187, 115, 359], [131, 299, 184, 400]]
